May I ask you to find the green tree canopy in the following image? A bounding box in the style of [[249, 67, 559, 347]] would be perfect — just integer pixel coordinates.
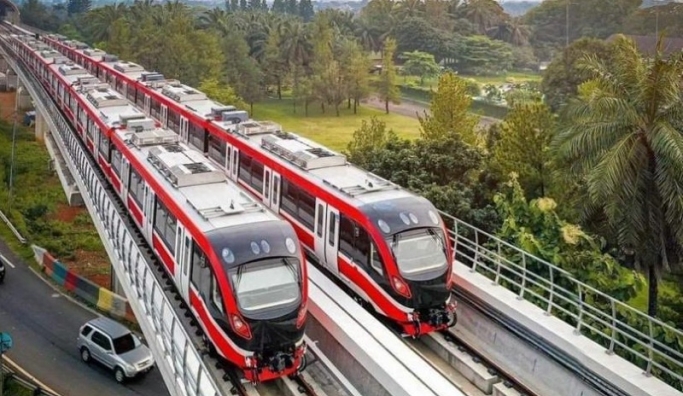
[[553, 35, 683, 317]]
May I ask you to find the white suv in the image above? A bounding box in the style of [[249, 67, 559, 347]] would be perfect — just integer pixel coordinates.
[[76, 317, 155, 383]]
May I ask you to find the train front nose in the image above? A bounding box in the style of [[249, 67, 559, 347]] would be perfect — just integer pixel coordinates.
[[407, 275, 457, 329]]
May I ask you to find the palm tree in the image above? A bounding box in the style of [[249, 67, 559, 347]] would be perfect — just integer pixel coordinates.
[[553, 35, 683, 317], [461, 0, 504, 35], [85, 3, 128, 42]]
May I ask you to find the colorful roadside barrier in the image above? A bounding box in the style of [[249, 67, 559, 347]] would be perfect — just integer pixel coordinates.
[[31, 245, 136, 323]]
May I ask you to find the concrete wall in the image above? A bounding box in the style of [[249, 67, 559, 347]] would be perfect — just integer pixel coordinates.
[[32, 244, 136, 324], [453, 262, 682, 396]]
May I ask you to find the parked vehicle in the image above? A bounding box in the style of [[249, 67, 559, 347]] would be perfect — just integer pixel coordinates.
[[76, 317, 154, 383]]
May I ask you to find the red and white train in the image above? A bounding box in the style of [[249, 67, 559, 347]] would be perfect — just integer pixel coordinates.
[[17, 24, 458, 336], [7, 29, 308, 383]]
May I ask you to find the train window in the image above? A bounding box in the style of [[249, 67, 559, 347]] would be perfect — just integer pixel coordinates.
[[298, 190, 315, 230], [136, 89, 145, 107], [370, 243, 384, 275], [339, 214, 372, 266], [211, 274, 225, 313], [317, 204, 324, 237], [153, 198, 177, 255], [190, 241, 207, 288], [208, 135, 226, 165], [281, 178, 298, 219], [250, 160, 264, 192], [128, 168, 145, 208], [86, 119, 94, 139], [328, 212, 337, 245], [127, 84, 136, 102], [273, 176, 279, 206], [189, 123, 205, 152], [98, 133, 110, 161], [339, 215, 354, 257], [150, 99, 161, 120], [264, 171, 270, 199], [111, 146, 122, 176], [167, 110, 180, 132], [280, 179, 314, 231], [238, 151, 252, 184]]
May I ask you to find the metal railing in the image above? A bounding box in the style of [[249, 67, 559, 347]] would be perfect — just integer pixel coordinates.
[[440, 210, 683, 389], [0, 36, 225, 396]]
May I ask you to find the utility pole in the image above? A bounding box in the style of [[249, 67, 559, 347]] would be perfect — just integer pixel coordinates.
[[655, 0, 660, 37], [565, 0, 570, 48], [7, 92, 19, 215]]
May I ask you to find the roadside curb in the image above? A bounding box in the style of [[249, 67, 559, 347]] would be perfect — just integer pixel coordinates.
[[2, 355, 62, 396]]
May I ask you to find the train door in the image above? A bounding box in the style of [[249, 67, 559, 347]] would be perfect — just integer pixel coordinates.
[[142, 185, 154, 240], [180, 116, 189, 142], [175, 225, 191, 300], [262, 167, 281, 212], [314, 200, 340, 275], [161, 105, 168, 128], [144, 94, 151, 115], [120, 160, 130, 200], [227, 145, 238, 181]]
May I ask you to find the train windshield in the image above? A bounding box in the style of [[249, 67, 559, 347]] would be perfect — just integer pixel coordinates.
[[229, 257, 301, 315], [388, 227, 448, 280]]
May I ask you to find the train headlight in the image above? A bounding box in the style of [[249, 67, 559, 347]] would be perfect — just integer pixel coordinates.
[[230, 315, 252, 340], [391, 276, 412, 298]]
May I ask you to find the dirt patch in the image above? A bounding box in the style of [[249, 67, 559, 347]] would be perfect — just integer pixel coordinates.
[[0, 91, 17, 122], [51, 203, 85, 222], [63, 249, 112, 289]]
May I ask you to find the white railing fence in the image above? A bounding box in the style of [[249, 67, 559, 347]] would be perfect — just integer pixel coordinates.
[[441, 211, 683, 390]]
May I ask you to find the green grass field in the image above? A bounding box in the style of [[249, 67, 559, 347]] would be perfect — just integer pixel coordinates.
[[254, 98, 422, 151], [380, 71, 542, 91]]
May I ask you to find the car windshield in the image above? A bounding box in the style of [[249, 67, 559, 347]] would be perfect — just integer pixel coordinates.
[[229, 258, 301, 315], [388, 227, 448, 280], [112, 333, 137, 355]]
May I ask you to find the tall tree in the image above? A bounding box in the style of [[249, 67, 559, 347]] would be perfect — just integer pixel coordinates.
[[199, 78, 246, 109], [286, 0, 298, 15], [262, 28, 288, 100], [299, 0, 315, 22], [271, 0, 286, 13], [341, 41, 371, 114], [377, 37, 400, 114], [418, 72, 479, 144], [553, 35, 683, 317], [540, 37, 616, 112], [492, 102, 555, 198], [67, 0, 91, 16], [400, 50, 440, 85], [310, 13, 335, 113]]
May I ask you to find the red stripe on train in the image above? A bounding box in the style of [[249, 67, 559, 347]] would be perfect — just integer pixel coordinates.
[[152, 232, 175, 276]]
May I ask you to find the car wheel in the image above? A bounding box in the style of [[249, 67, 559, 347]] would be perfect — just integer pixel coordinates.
[[114, 367, 126, 383], [80, 347, 91, 363]]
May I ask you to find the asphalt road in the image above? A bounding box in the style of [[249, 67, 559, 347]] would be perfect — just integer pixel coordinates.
[[0, 239, 170, 396]]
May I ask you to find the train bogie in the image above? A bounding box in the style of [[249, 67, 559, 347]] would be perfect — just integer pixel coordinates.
[[7, 26, 307, 382]]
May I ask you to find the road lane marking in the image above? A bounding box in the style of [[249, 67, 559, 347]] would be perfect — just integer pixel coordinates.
[[0, 253, 15, 268]]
